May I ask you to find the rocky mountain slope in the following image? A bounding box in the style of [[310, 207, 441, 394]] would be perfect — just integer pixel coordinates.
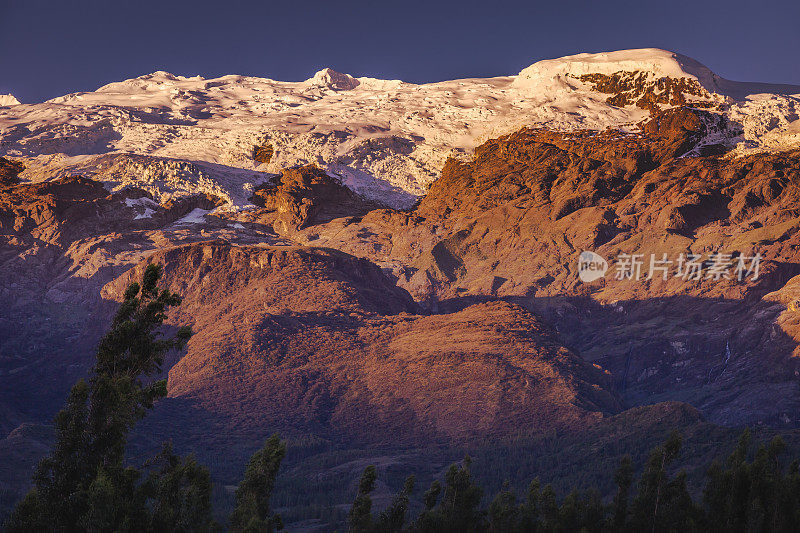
[[101, 243, 619, 445], [1, 49, 800, 527], [280, 106, 800, 428]]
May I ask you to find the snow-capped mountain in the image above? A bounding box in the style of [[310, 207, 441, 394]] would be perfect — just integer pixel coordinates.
[[0, 94, 20, 106], [1, 48, 798, 208]]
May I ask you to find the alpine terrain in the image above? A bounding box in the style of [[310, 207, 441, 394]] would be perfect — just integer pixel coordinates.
[[2, 48, 800, 530]]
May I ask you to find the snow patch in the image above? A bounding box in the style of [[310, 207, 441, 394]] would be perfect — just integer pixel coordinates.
[[174, 208, 210, 225], [125, 196, 159, 209], [126, 196, 159, 219]]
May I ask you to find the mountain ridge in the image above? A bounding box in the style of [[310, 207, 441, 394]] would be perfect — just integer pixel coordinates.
[[2, 48, 798, 210]]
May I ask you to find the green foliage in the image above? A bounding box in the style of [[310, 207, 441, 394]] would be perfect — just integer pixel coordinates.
[[375, 475, 415, 533], [629, 431, 700, 532], [346, 467, 415, 533], [414, 456, 485, 533], [702, 429, 800, 532], [3, 492, 47, 533], [403, 430, 800, 533], [144, 444, 217, 532], [3, 264, 209, 533], [229, 434, 287, 533], [610, 455, 633, 530], [422, 480, 440, 511], [518, 479, 541, 531], [487, 481, 518, 533], [348, 465, 377, 533]]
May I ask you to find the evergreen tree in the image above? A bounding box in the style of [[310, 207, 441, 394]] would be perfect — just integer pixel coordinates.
[[630, 431, 699, 533], [5, 264, 196, 533], [348, 465, 377, 533], [538, 484, 559, 531], [422, 480, 441, 512], [517, 478, 541, 532], [346, 468, 414, 533], [580, 488, 604, 533], [229, 434, 287, 533], [487, 481, 519, 533], [610, 455, 633, 531], [783, 460, 800, 529], [374, 475, 415, 533], [144, 444, 216, 532], [703, 428, 751, 532], [557, 490, 581, 532], [702, 430, 800, 533], [415, 456, 485, 533]]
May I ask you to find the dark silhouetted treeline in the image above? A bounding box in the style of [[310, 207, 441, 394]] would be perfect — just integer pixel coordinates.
[[347, 430, 800, 532]]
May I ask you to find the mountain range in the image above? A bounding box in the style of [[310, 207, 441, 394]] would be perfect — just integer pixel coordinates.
[[1, 48, 800, 530]]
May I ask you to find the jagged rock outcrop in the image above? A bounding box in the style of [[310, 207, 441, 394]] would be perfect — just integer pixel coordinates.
[[576, 71, 714, 112], [252, 141, 274, 164], [305, 68, 360, 91], [0, 157, 23, 186], [0, 175, 227, 250], [247, 165, 382, 233]]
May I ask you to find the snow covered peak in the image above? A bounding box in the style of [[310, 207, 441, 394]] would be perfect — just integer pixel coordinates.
[[1, 49, 798, 211], [508, 49, 718, 120], [513, 48, 800, 101], [141, 71, 181, 81], [0, 94, 20, 106], [304, 68, 360, 90], [515, 48, 713, 84]]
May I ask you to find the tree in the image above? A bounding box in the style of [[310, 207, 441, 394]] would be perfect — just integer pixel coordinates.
[[703, 429, 800, 532], [630, 431, 698, 533], [579, 488, 604, 533], [229, 434, 287, 533], [5, 263, 199, 532], [422, 480, 441, 512], [348, 465, 377, 533], [144, 444, 216, 532], [610, 455, 633, 530], [374, 475, 415, 533], [488, 481, 519, 533], [415, 456, 485, 533], [557, 490, 581, 531], [703, 428, 752, 532], [518, 478, 542, 532], [345, 467, 414, 533], [538, 484, 559, 531]]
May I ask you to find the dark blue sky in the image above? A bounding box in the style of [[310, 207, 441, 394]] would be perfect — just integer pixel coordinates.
[[1, 0, 798, 103]]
